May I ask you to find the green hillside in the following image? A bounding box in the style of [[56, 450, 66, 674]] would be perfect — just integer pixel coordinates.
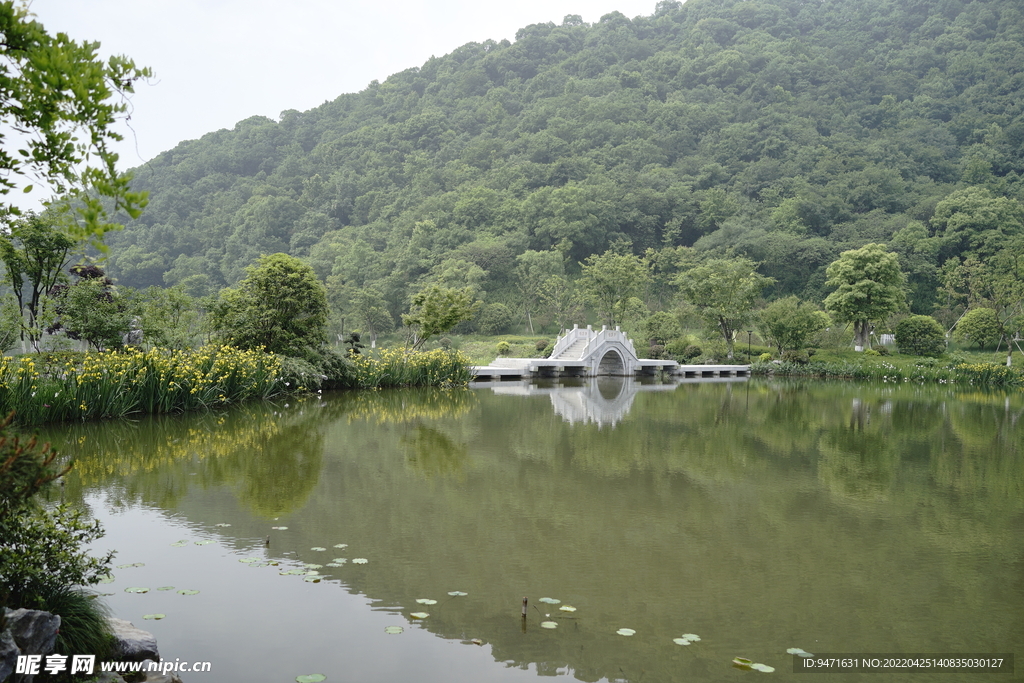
[[108, 0, 1024, 329]]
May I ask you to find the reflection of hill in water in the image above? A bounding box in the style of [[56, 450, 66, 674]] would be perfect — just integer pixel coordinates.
[[487, 378, 679, 428], [44, 382, 1024, 683]]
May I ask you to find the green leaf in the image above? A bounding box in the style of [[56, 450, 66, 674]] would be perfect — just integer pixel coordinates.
[[142, 614, 165, 620], [124, 587, 148, 593], [616, 628, 636, 636], [540, 621, 558, 629], [177, 589, 200, 595], [295, 675, 326, 683], [384, 626, 404, 634]]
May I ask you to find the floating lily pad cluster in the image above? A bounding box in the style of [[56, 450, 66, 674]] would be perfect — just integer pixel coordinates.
[[673, 633, 701, 646], [787, 647, 814, 658]]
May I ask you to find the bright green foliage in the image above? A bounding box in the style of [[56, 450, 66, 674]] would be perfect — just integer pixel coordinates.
[[403, 285, 480, 350], [515, 250, 564, 333], [0, 212, 74, 349], [210, 253, 328, 357], [53, 277, 132, 351], [895, 315, 946, 357], [538, 275, 582, 332], [675, 257, 774, 358], [0, 3, 151, 244], [578, 249, 648, 327], [954, 308, 1001, 349], [757, 296, 829, 355], [824, 244, 906, 351], [0, 415, 113, 607]]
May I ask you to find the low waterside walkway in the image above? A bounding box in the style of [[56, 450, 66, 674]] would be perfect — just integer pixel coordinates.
[[470, 325, 750, 381]]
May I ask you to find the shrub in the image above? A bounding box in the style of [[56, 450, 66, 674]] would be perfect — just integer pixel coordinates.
[[496, 341, 511, 356], [40, 585, 115, 661], [954, 308, 1001, 349], [895, 315, 946, 357], [875, 345, 890, 356], [683, 344, 703, 360], [535, 339, 549, 352], [0, 415, 114, 609], [649, 344, 666, 359], [758, 352, 773, 362], [863, 348, 881, 356]]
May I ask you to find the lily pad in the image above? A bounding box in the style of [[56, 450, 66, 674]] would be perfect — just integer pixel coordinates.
[[97, 574, 115, 584], [311, 546, 326, 551], [410, 612, 429, 619], [194, 540, 214, 546], [325, 563, 342, 568], [673, 638, 692, 645], [352, 558, 368, 564], [470, 638, 484, 645], [538, 597, 560, 604], [332, 543, 348, 549], [116, 563, 144, 569], [751, 663, 775, 673], [142, 614, 166, 620], [156, 586, 175, 591], [214, 523, 231, 527], [304, 563, 323, 569], [616, 628, 636, 636], [787, 648, 814, 657], [384, 626, 404, 635], [305, 570, 320, 576], [681, 633, 701, 641], [170, 540, 188, 547], [239, 558, 262, 563], [280, 569, 306, 575], [295, 675, 326, 683], [271, 526, 288, 530], [540, 621, 558, 629], [177, 589, 200, 595], [124, 587, 149, 594], [559, 605, 576, 612], [332, 558, 347, 564], [415, 598, 437, 605], [447, 591, 467, 597], [733, 658, 753, 669], [303, 576, 321, 583]]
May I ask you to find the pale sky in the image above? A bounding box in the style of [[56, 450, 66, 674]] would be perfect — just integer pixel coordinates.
[[14, 0, 661, 212]]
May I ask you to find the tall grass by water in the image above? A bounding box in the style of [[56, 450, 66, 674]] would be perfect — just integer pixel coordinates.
[[0, 345, 286, 425], [348, 348, 472, 389]]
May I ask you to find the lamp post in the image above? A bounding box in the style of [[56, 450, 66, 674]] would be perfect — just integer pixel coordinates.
[[747, 330, 752, 360]]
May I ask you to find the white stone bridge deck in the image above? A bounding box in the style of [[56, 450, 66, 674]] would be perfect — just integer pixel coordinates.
[[470, 325, 749, 381]]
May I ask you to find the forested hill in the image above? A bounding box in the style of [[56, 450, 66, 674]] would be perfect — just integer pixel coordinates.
[[109, 0, 1024, 321]]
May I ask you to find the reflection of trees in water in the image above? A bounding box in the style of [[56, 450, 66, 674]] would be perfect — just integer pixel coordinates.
[[339, 387, 475, 424], [403, 425, 468, 478], [42, 398, 328, 517]]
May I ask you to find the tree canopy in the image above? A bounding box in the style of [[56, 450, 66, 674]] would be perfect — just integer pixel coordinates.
[[0, 2, 151, 244], [824, 243, 906, 350]]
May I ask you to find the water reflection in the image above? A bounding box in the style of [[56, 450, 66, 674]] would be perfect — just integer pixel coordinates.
[[36, 381, 1024, 683]]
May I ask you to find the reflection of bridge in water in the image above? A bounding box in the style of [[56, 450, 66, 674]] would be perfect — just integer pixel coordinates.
[[471, 324, 749, 380], [481, 375, 746, 428]]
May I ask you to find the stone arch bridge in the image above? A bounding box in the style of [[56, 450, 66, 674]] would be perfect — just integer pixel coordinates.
[[471, 324, 749, 380]]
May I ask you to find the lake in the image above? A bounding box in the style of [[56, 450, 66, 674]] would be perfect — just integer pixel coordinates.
[[43, 377, 1022, 682]]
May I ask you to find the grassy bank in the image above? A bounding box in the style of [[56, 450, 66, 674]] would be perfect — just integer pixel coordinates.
[[752, 350, 1024, 387]]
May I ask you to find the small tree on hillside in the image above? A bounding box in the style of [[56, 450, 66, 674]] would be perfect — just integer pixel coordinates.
[[757, 296, 829, 355]]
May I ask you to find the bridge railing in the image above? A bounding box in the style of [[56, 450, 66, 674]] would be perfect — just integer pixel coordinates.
[[550, 325, 639, 362]]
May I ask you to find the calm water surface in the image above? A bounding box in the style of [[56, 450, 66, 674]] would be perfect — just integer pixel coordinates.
[[42, 378, 1023, 683]]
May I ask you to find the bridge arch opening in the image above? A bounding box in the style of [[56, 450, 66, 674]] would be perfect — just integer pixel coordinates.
[[598, 349, 625, 376]]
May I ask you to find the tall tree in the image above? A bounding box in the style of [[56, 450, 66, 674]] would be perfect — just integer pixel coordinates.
[[578, 249, 648, 327], [824, 244, 906, 351], [0, 2, 151, 243], [757, 296, 829, 355], [0, 211, 74, 350], [675, 257, 774, 359]]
